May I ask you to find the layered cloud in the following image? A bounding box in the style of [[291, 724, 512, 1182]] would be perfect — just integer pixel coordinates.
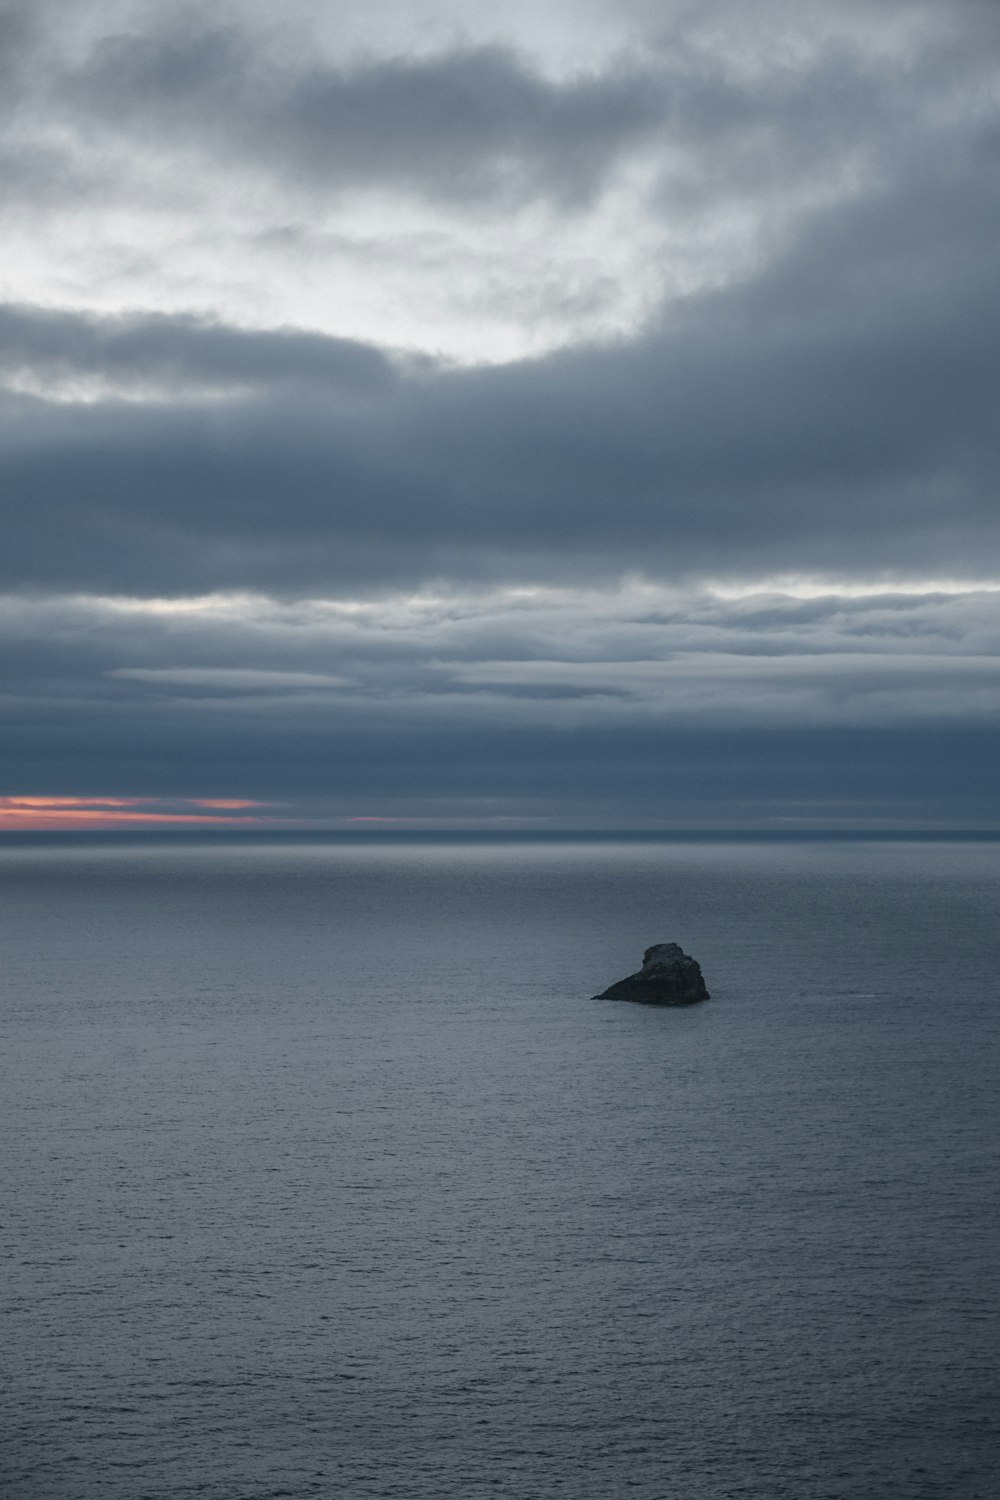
[[1, 0, 997, 823], [2, 184, 998, 595], [1, 583, 997, 824]]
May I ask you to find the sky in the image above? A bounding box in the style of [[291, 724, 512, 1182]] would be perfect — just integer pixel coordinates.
[[1, 0, 998, 830]]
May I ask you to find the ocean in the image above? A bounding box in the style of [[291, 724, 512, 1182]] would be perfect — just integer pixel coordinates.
[[3, 834, 998, 1499]]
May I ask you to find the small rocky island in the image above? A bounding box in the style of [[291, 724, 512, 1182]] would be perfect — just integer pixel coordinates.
[[595, 942, 710, 1005]]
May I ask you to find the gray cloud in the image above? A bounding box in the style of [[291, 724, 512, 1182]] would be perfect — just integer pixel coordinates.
[[69, 29, 665, 208], [23, 1, 987, 216], [2, 0, 999, 826], [2, 130, 998, 595], [0, 584, 996, 823], [0, 0, 39, 84], [2, 581, 997, 720], [0, 304, 396, 395]]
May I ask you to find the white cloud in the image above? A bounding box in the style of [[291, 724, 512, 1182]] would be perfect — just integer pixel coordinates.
[[6, 0, 991, 363]]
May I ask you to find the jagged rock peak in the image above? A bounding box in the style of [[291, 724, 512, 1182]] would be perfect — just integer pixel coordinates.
[[595, 942, 710, 1006]]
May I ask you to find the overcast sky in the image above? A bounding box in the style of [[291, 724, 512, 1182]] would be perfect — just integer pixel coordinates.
[[1, 0, 998, 829]]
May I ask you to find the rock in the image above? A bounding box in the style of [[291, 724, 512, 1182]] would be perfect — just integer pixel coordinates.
[[595, 942, 710, 1005]]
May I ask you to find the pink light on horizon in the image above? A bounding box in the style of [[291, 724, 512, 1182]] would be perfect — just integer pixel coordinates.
[[0, 796, 273, 831], [191, 799, 263, 809]]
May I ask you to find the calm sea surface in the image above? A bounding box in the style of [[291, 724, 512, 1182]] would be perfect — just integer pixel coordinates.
[[2, 835, 998, 1499]]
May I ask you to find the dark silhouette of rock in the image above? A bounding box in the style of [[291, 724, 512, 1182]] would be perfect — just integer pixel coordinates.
[[596, 943, 709, 1005]]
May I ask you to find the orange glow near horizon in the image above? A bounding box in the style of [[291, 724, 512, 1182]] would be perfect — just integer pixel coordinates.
[[0, 796, 272, 830], [191, 799, 262, 809]]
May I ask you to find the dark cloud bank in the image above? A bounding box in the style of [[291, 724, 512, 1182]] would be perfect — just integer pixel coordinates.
[[3, 58, 999, 593], [3, 174, 999, 596]]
